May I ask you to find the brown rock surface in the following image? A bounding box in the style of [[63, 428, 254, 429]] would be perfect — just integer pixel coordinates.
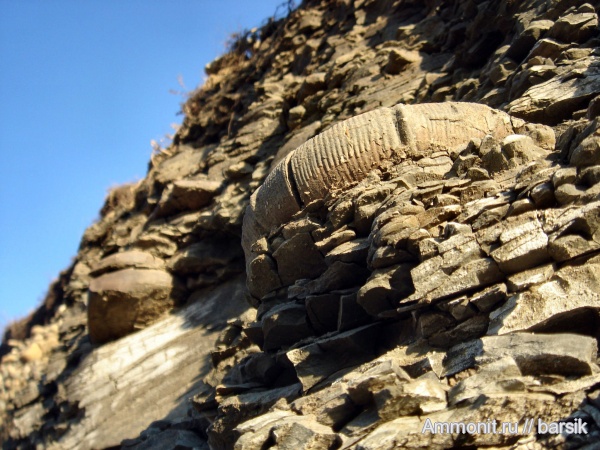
[[4, 0, 600, 449]]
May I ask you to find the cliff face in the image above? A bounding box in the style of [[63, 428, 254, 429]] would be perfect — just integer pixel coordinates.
[[2, 0, 600, 448]]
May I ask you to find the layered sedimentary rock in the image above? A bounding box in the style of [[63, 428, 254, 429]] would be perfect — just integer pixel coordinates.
[[2, 0, 600, 449]]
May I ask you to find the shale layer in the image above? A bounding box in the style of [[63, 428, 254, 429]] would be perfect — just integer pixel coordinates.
[[2, 0, 600, 449]]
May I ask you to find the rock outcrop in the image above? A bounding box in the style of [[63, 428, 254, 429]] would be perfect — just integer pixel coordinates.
[[2, 0, 600, 449]]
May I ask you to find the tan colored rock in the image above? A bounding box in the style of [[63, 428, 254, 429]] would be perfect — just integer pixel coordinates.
[[88, 268, 183, 343], [90, 250, 165, 277], [153, 178, 222, 218], [20, 343, 43, 362]]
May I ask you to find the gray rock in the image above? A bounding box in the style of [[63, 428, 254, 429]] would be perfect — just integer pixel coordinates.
[[488, 256, 600, 335], [338, 292, 371, 331], [552, 167, 578, 188], [412, 257, 503, 303], [126, 429, 208, 450], [443, 333, 598, 378], [571, 133, 600, 168], [286, 324, 380, 391], [357, 264, 415, 316], [247, 254, 282, 300], [506, 20, 554, 61], [288, 261, 370, 299], [501, 134, 548, 165], [273, 232, 327, 286], [305, 293, 341, 334], [262, 303, 314, 351]]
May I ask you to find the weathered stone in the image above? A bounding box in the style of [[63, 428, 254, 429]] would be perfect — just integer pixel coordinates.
[[328, 199, 354, 229], [353, 185, 393, 234], [286, 324, 380, 391], [501, 134, 548, 165], [220, 352, 282, 389], [273, 232, 327, 286], [547, 11, 599, 44], [125, 429, 208, 450], [384, 48, 421, 74], [305, 293, 340, 334], [506, 198, 536, 217], [374, 375, 447, 420], [247, 254, 282, 300], [555, 182, 590, 204], [288, 105, 306, 129], [13, 2, 600, 448], [552, 167, 578, 188], [417, 258, 504, 303], [506, 262, 555, 292], [213, 384, 301, 448], [489, 256, 600, 335], [153, 146, 205, 186], [353, 414, 452, 450], [346, 358, 412, 406], [428, 314, 489, 348], [288, 261, 370, 299], [225, 161, 253, 179], [530, 181, 555, 207], [581, 165, 600, 186], [65, 277, 248, 448], [438, 232, 483, 271], [262, 303, 314, 351], [234, 412, 338, 450], [491, 216, 549, 274], [282, 217, 321, 240], [325, 238, 369, 265], [88, 268, 183, 343], [338, 292, 371, 331], [443, 333, 598, 378], [20, 343, 43, 363], [314, 227, 356, 253], [506, 20, 554, 61], [437, 296, 476, 321], [549, 234, 600, 262], [417, 311, 455, 338], [357, 264, 415, 316], [90, 251, 165, 276], [291, 383, 359, 429], [480, 135, 509, 174], [297, 72, 327, 102], [369, 244, 414, 269], [153, 179, 222, 218], [509, 59, 600, 124], [167, 238, 242, 275]]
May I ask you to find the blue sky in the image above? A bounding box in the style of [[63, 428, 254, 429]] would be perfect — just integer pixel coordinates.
[[0, 0, 288, 332]]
